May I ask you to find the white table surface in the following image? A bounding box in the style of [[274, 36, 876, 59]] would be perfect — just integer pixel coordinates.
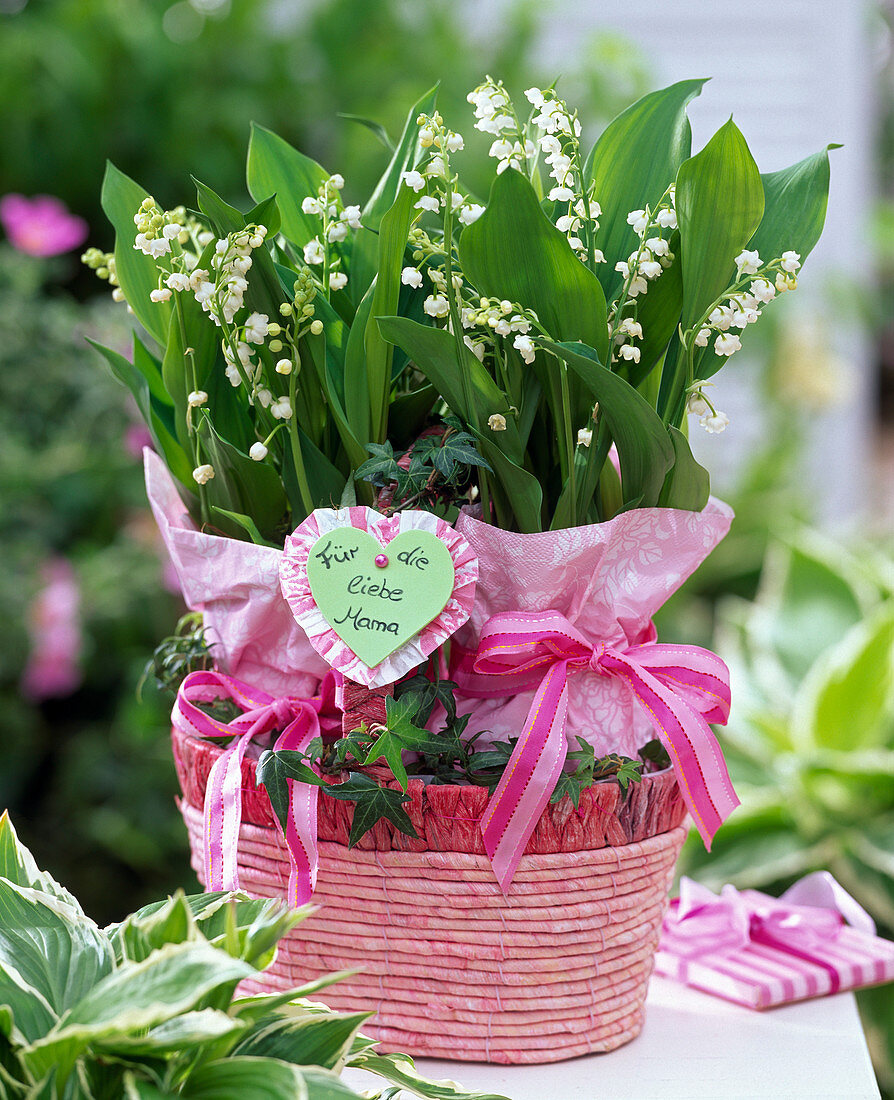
[[342, 976, 881, 1100]]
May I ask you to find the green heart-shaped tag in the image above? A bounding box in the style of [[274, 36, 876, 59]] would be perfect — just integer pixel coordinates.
[[306, 527, 456, 669]]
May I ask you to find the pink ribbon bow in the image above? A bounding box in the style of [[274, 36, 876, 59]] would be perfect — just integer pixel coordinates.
[[172, 669, 338, 907], [661, 874, 877, 993], [455, 610, 740, 890]]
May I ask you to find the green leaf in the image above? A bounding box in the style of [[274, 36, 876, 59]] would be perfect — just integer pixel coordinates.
[[181, 1056, 311, 1100], [338, 113, 395, 153], [247, 124, 329, 250], [658, 426, 710, 510], [537, 340, 674, 508], [196, 416, 288, 541], [375, 318, 521, 458], [627, 236, 684, 387], [747, 146, 836, 271], [99, 1009, 245, 1056], [675, 118, 765, 330], [193, 178, 247, 239], [792, 607, 894, 752], [459, 169, 608, 359], [257, 749, 326, 836], [0, 878, 114, 1042], [20, 942, 253, 1084], [585, 79, 706, 298], [363, 85, 438, 231], [107, 892, 194, 965], [322, 775, 417, 847], [100, 161, 171, 345], [232, 1011, 371, 1070], [348, 1050, 511, 1100], [360, 696, 447, 790], [366, 183, 418, 440], [211, 509, 279, 548]]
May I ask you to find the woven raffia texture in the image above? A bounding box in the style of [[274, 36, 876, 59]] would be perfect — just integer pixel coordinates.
[[173, 726, 688, 1064]]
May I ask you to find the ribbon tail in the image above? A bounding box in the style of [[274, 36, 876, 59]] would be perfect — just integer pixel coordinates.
[[480, 661, 570, 892], [275, 712, 321, 908], [203, 729, 255, 892], [602, 652, 739, 848]]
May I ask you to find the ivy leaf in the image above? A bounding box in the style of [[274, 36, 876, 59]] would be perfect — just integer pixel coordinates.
[[355, 441, 401, 487], [256, 749, 325, 834], [394, 674, 459, 725], [361, 695, 447, 789], [639, 738, 671, 769], [615, 759, 645, 790], [322, 774, 418, 847]]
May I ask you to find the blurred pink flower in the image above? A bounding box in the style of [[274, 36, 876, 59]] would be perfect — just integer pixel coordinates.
[[124, 423, 153, 460], [21, 559, 83, 701], [0, 193, 89, 257]]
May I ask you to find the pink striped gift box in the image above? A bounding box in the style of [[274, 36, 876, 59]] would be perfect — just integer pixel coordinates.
[[654, 875, 894, 1009]]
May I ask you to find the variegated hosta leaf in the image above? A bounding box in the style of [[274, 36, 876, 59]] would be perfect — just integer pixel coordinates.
[[19, 941, 253, 1086]]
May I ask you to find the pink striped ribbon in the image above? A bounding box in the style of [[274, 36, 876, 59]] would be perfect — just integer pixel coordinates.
[[172, 670, 338, 907], [454, 610, 739, 890]]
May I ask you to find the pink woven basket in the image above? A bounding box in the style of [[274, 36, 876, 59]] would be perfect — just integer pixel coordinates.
[[173, 724, 687, 1064]]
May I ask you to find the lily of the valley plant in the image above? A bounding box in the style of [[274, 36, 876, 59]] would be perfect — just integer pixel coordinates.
[[87, 77, 833, 543]]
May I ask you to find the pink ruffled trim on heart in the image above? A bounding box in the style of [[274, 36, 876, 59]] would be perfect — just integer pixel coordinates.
[[280, 507, 478, 687]]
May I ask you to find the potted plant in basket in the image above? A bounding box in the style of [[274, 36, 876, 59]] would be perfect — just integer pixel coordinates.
[[85, 76, 833, 1064]]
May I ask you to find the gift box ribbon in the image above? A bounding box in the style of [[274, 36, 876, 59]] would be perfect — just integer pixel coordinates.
[[173, 669, 338, 906], [661, 873, 878, 994], [455, 610, 740, 890]]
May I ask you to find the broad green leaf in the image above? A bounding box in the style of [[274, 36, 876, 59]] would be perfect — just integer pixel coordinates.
[[196, 417, 288, 541], [466, 427, 544, 533], [0, 879, 113, 1040], [247, 125, 328, 250], [232, 1011, 371, 1070], [678, 804, 823, 892], [586, 79, 706, 298], [101, 161, 171, 345], [376, 318, 542, 530], [747, 146, 837, 271], [107, 892, 194, 965], [182, 1056, 311, 1100], [193, 178, 246, 239], [459, 169, 608, 359], [283, 428, 346, 515], [348, 1050, 511, 1100], [366, 183, 418, 440], [212, 508, 279, 548], [342, 282, 375, 443], [87, 338, 194, 490], [675, 119, 765, 330], [658, 426, 710, 510], [364, 86, 438, 230], [122, 893, 305, 971], [375, 319, 522, 458], [247, 193, 282, 239], [626, 236, 683, 388], [99, 1009, 245, 1056], [21, 942, 253, 1084], [792, 607, 894, 752], [537, 340, 674, 508], [351, 85, 438, 302]]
